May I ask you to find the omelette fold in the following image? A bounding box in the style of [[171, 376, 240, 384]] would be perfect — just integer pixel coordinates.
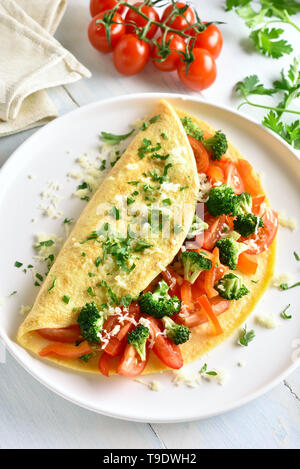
[[18, 100, 276, 375]]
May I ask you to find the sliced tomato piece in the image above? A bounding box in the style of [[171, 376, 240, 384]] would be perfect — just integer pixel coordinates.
[[162, 267, 182, 296], [117, 344, 148, 377], [188, 136, 210, 173], [206, 165, 224, 184], [202, 214, 227, 250], [102, 303, 140, 356], [242, 206, 278, 254], [252, 195, 266, 215], [223, 162, 244, 194], [147, 317, 183, 370], [39, 340, 91, 358], [98, 352, 111, 377], [37, 325, 81, 343]]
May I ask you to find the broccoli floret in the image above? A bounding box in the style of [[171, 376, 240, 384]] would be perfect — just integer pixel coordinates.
[[77, 302, 105, 343], [138, 280, 181, 318], [216, 238, 248, 270], [180, 251, 212, 284], [162, 317, 191, 345], [206, 184, 238, 217], [233, 192, 252, 215], [216, 273, 249, 300], [181, 116, 203, 141], [127, 324, 150, 361], [203, 131, 228, 160], [186, 215, 208, 240], [234, 213, 264, 237]]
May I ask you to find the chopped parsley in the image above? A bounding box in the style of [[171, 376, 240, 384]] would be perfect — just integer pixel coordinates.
[[95, 256, 101, 267], [77, 181, 91, 192], [151, 153, 170, 160], [127, 197, 135, 205], [88, 272, 96, 277], [149, 114, 161, 124], [99, 280, 118, 305], [79, 353, 93, 362], [14, 261, 23, 268], [280, 282, 300, 290], [238, 325, 255, 347], [160, 132, 168, 140], [162, 198, 172, 206], [35, 240, 54, 249], [180, 185, 189, 191], [133, 239, 153, 252], [62, 295, 70, 304], [63, 218, 74, 224], [48, 277, 57, 293], [109, 206, 120, 220], [100, 129, 134, 145], [293, 251, 300, 261], [99, 159, 106, 171], [8, 291, 17, 296], [36, 273, 43, 282], [87, 286, 96, 297], [199, 363, 217, 376], [127, 180, 139, 186], [281, 304, 292, 320]]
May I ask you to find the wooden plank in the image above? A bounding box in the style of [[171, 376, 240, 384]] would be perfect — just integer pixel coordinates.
[[152, 375, 300, 449], [0, 352, 163, 449]]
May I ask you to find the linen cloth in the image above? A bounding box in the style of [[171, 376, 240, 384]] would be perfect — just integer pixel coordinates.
[[0, 0, 91, 137]]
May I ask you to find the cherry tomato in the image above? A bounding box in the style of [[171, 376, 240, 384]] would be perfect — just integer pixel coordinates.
[[117, 344, 148, 377], [193, 24, 223, 59], [88, 11, 125, 54], [113, 34, 150, 75], [39, 341, 91, 358], [90, 0, 126, 17], [98, 352, 112, 377], [147, 317, 183, 370], [162, 2, 196, 31], [152, 33, 186, 72], [242, 206, 278, 254], [177, 48, 217, 91], [125, 2, 159, 39], [37, 325, 81, 343], [188, 136, 210, 173]]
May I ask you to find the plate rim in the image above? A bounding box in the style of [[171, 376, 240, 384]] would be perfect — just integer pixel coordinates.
[[1, 92, 300, 423]]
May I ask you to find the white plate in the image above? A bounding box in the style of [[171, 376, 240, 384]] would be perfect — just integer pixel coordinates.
[[0, 93, 300, 423]]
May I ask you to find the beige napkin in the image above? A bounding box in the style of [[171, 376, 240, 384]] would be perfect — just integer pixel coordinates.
[[0, 0, 91, 137]]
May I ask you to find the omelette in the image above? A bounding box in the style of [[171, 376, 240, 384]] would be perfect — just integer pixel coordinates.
[[18, 100, 277, 377]]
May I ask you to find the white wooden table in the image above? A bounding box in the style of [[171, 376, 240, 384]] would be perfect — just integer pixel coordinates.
[[1, 0, 299, 449]]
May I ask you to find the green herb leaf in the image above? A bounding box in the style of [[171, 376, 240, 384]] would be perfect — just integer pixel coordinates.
[[238, 325, 255, 346], [294, 251, 300, 261], [48, 277, 57, 293], [87, 286, 96, 297], [279, 281, 300, 290], [281, 304, 292, 319], [109, 206, 120, 220], [14, 261, 23, 268], [100, 129, 134, 145], [62, 295, 70, 304]]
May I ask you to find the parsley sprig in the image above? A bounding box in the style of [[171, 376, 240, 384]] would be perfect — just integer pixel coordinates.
[[236, 58, 300, 148], [226, 1, 300, 58]]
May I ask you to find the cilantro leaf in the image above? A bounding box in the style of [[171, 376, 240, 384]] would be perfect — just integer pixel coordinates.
[[238, 325, 255, 346], [236, 75, 275, 97], [250, 28, 293, 59]]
